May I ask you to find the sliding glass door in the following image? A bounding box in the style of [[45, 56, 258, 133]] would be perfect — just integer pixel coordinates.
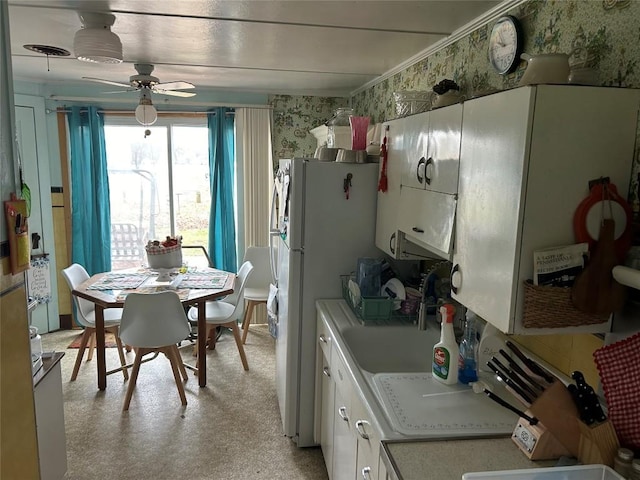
[[104, 117, 212, 269]]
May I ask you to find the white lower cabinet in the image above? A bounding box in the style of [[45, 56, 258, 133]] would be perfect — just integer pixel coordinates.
[[331, 343, 357, 480], [352, 391, 382, 480], [316, 312, 383, 480], [315, 313, 335, 474]]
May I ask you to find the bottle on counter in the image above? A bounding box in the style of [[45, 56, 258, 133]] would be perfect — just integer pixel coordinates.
[[432, 303, 459, 385], [628, 456, 640, 480], [614, 447, 634, 478], [458, 309, 479, 384]]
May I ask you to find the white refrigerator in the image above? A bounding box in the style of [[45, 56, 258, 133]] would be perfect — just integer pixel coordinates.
[[270, 158, 380, 447]]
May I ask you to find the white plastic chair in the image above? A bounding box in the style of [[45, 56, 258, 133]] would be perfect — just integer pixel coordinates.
[[240, 246, 271, 344], [118, 291, 191, 411], [187, 261, 254, 371], [61, 263, 129, 381]]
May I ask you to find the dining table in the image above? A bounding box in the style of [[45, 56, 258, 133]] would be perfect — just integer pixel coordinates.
[[71, 268, 236, 390]]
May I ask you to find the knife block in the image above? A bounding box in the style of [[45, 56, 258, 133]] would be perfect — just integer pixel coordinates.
[[528, 381, 620, 466], [577, 419, 619, 467], [528, 381, 581, 457], [512, 415, 572, 460]]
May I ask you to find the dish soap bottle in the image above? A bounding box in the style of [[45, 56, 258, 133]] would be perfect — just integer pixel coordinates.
[[458, 309, 479, 384], [432, 304, 459, 385]]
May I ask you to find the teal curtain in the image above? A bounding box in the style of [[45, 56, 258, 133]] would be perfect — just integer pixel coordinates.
[[207, 108, 237, 272], [67, 106, 111, 275]]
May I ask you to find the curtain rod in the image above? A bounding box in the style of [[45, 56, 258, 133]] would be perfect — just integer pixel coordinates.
[[48, 94, 272, 109], [47, 109, 234, 116]]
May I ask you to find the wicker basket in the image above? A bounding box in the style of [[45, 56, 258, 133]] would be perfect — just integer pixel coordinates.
[[145, 243, 183, 269], [522, 280, 609, 328]]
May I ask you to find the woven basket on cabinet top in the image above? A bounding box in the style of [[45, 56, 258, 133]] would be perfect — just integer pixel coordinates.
[[521, 280, 609, 329]]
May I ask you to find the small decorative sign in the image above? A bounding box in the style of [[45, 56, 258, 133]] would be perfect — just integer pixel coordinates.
[[28, 256, 51, 304]]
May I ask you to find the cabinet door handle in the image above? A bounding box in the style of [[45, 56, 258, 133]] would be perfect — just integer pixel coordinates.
[[412, 227, 424, 233], [416, 157, 426, 184], [355, 420, 370, 439], [451, 264, 461, 295], [322, 366, 331, 378], [319, 334, 329, 344], [389, 232, 396, 254], [361, 467, 372, 480], [424, 157, 434, 185], [338, 406, 349, 422]]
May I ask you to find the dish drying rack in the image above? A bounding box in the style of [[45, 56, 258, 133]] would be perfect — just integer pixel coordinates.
[[340, 275, 415, 326]]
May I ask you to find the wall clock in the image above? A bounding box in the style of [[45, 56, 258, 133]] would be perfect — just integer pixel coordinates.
[[488, 15, 523, 75]]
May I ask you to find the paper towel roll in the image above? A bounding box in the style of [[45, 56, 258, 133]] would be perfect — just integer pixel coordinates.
[[612, 265, 640, 290]]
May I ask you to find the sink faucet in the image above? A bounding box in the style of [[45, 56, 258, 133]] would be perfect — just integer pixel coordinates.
[[417, 274, 428, 330], [417, 303, 428, 330]]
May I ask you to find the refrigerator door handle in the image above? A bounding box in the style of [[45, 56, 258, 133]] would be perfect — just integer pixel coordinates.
[[269, 179, 280, 284]]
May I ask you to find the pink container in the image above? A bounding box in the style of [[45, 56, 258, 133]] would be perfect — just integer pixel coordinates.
[[349, 116, 370, 151]]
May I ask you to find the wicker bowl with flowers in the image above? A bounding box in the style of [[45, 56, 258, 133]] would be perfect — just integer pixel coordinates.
[[145, 236, 183, 272]]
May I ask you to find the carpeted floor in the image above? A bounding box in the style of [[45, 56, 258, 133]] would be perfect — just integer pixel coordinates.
[[41, 325, 328, 480]]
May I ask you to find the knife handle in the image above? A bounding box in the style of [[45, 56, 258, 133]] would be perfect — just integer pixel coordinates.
[[506, 340, 555, 383], [484, 389, 538, 425]]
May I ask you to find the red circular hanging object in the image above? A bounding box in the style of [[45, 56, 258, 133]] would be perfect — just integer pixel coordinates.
[[573, 182, 632, 263]]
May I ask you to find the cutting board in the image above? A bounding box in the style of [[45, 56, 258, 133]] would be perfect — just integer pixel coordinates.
[[373, 373, 517, 437], [571, 219, 625, 315]]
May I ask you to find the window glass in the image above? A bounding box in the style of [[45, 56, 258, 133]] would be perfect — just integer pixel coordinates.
[[104, 118, 211, 269]]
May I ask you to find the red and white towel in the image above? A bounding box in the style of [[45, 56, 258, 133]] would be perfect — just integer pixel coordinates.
[[593, 332, 640, 450]]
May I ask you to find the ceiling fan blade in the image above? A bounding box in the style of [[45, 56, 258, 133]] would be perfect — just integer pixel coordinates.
[[153, 88, 197, 98], [83, 77, 131, 88], [154, 81, 195, 90], [103, 89, 137, 94]]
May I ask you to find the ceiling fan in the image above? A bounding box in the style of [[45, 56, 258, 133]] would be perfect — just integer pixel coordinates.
[[83, 64, 196, 126], [83, 63, 196, 98]]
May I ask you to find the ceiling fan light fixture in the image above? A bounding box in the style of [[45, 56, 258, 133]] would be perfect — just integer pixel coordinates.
[[135, 92, 157, 126], [74, 12, 123, 64]]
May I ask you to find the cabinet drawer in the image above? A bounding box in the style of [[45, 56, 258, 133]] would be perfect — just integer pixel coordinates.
[[353, 392, 382, 480], [398, 186, 456, 260], [331, 347, 353, 400], [317, 316, 333, 359]]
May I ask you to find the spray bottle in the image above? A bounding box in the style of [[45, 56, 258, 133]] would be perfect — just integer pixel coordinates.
[[432, 303, 459, 385], [458, 309, 479, 384]]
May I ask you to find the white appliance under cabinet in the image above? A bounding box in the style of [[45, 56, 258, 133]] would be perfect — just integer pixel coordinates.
[[452, 85, 640, 335]]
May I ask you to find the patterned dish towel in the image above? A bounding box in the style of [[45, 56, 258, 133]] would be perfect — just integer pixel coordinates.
[[593, 332, 640, 450]]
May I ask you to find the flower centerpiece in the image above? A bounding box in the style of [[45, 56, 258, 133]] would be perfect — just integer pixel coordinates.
[[145, 236, 183, 269]]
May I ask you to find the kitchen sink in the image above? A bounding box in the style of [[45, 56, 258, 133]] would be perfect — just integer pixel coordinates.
[[340, 325, 439, 373]]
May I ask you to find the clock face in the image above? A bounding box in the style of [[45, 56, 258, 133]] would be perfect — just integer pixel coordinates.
[[488, 16, 522, 75]]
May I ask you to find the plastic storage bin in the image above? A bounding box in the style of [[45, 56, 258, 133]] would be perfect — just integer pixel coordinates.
[[462, 464, 624, 480]]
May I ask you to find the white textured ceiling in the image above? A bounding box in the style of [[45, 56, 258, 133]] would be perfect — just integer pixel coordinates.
[[8, 0, 502, 97]]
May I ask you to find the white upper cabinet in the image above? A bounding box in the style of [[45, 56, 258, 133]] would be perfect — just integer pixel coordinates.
[[375, 118, 432, 260], [401, 105, 462, 194], [452, 85, 639, 335], [396, 105, 463, 260]]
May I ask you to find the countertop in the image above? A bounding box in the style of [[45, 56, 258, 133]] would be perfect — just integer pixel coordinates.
[[382, 437, 555, 480], [316, 299, 565, 479], [33, 351, 64, 388]]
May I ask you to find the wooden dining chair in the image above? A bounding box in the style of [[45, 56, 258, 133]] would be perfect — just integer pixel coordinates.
[[61, 263, 129, 381], [118, 291, 191, 411], [187, 261, 254, 371]]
